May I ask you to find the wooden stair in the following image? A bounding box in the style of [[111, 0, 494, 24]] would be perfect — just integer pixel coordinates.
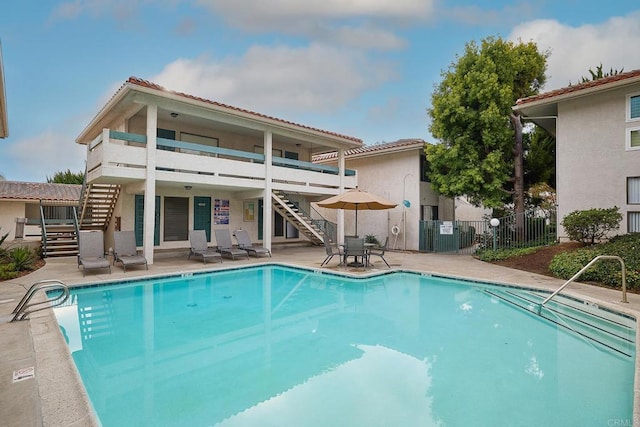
[[40, 201, 80, 258], [272, 190, 324, 246], [78, 183, 121, 231]]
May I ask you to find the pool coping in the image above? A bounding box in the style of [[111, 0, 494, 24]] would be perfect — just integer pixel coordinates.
[[37, 261, 640, 426]]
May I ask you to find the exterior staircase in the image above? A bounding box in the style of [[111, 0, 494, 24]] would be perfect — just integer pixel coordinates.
[[39, 200, 80, 258], [40, 183, 121, 258], [272, 190, 326, 246], [78, 183, 121, 231]]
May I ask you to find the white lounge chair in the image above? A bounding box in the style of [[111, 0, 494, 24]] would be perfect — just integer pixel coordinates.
[[189, 230, 223, 264], [234, 229, 271, 257], [113, 231, 148, 272], [214, 228, 249, 260], [78, 230, 111, 276]]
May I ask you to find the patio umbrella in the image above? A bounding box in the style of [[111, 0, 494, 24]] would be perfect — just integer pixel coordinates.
[[317, 188, 397, 236]]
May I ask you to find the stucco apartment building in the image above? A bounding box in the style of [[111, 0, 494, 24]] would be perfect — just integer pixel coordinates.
[[515, 69, 640, 240], [73, 77, 364, 264]]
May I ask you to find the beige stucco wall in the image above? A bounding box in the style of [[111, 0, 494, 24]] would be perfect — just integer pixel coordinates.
[[556, 84, 640, 239], [0, 201, 26, 242]]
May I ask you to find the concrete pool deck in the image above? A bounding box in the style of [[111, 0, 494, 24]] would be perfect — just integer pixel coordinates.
[[1, 246, 639, 426]]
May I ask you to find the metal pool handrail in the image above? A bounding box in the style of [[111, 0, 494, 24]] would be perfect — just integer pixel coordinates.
[[538, 255, 627, 314], [11, 279, 70, 321]]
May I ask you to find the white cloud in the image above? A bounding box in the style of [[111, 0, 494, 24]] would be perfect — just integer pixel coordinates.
[[196, 0, 433, 50], [509, 11, 640, 91], [6, 131, 86, 181], [151, 44, 396, 115]]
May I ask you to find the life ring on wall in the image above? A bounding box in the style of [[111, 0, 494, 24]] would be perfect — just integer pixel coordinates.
[[391, 225, 401, 236]]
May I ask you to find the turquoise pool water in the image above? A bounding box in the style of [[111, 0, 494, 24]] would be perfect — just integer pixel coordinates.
[[53, 265, 636, 426]]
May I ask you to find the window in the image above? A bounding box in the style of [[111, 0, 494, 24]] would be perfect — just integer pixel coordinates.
[[627, 126, 640, 150], [629, 212, 640, 233], [630, 94, 640, 121], [628, 177, 640, 204], [164, 197, 189, 241], [420, 154, 431, 182]]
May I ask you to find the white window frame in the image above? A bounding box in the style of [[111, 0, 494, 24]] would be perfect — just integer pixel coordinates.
[[628, 177, 640, 204], [628, 212, 640, 233], [626, 126, 640, 151], [626, 92, 640, 123]]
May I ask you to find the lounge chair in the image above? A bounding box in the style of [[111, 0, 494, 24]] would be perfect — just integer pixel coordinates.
[[367, 236, 390, 268], [234, 229, 271, 258], [214, 228, 249, 260], [113, 231, 148, 272], [78, 230, 111, 276], [188, 230, 223, 264], [321, 234, 343, 266]]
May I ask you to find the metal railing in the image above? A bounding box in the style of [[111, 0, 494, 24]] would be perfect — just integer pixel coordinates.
[[537, 255, 628, 314], [11, 279, 70, 322]]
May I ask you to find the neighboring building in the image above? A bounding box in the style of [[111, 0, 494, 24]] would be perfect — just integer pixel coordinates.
[[0, 40, 8, 138], [75, 77, 362, 263], [0, 181, 81, 242], [313, 139, 488, 251], [514, 69, 640, 240]]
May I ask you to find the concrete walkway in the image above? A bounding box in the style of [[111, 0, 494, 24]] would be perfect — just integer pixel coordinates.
[[1, 246, 639, 426]]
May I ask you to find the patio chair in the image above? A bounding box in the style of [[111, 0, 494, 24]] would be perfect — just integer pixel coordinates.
[[345, 237, 367, 270], [321, 234, 343, 267], [367, 236, 390, 268], [214, 228, 249, 260], [78, 230, 111, 276], [234, 229, 271, 258], [188, 230, 223, 264], [113, 231, 148, 272]]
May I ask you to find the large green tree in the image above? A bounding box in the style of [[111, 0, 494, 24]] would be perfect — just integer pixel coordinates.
[[47, 169, 84, 184], [426, 36, 547, 224]]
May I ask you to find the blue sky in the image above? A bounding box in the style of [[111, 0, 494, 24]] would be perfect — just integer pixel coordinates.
[[1, 0, 639, 182]]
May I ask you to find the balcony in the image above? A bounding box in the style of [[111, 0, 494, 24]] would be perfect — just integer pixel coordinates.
[[86, 130, 357, 195]]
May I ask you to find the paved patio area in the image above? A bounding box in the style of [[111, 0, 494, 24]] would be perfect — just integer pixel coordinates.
[[1, 246, 639, 426]]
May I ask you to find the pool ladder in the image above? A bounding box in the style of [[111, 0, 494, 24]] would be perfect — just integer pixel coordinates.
[[537, 255, 627, 315], [11, 279, 70, 322]]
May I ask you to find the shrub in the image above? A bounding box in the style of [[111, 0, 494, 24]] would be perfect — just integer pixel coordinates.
[[0, 263, 18, 280], [561, 207, 622, 244], [549, 233, 640, 289], [365, 234, 380, 246], [476, 246, 539, 262], [8, 247, 36, 271]]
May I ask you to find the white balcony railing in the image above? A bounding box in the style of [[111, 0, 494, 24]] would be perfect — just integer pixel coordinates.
[[86, 129, 357, 193]]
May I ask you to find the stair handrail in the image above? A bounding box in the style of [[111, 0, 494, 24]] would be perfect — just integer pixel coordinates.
[[11, 279, 70, 322], [39, 201, 48, 256], [538, 255, 627, 314]]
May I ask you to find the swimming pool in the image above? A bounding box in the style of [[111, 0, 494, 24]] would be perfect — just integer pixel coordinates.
[[53, 265, 636, 426]]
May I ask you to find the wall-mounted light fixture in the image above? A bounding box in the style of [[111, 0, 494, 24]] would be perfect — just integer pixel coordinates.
[[170, 112, 179, 118], [184, 185, 192, 190]]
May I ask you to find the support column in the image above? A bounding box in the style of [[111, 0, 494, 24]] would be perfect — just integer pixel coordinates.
[[337, 148, 345, 244], [143, 104, 157, 264], [263, 130, 273, 251]]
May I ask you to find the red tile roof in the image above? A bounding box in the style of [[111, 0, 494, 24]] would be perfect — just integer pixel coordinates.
[[313, 138, 425, 162], [516, 69, 640, 105], [0, 181, 81, 201], [126, 77, 363, 144]]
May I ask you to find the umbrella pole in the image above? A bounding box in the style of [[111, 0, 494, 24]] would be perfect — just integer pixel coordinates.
[[355, 206, 358, 237]]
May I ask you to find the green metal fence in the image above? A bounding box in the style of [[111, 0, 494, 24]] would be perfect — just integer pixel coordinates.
[[420, 208, 557, 254]]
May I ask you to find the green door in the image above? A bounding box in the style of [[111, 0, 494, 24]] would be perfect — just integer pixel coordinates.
[[258, 199, 264, 240], [194, 196, 212, 241], [135, 195, 160, 246]]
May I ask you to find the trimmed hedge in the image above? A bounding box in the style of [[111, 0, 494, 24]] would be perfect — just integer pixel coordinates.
[[549, 233, 640, 289]]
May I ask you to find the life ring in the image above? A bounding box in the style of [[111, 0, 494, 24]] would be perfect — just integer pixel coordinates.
[[391, 225, 400, 236]]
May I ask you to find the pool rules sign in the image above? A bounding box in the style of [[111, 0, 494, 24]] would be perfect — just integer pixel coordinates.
[[439, 221, 454, 235]]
